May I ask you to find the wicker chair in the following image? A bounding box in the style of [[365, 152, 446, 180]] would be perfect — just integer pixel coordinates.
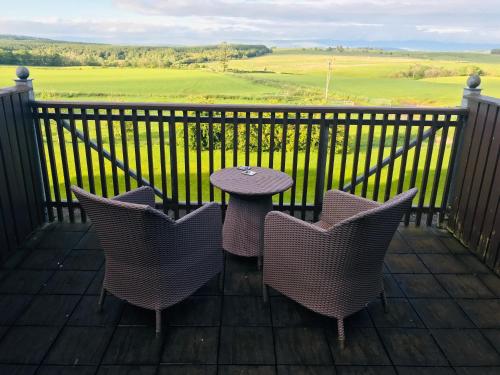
[[71, 186, 223, 335], [262, 188, 417, 348]]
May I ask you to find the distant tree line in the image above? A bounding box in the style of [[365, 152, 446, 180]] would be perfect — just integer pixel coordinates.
[[393, 64, 484, 79], [492, 49, 500, 55], [0, 36, 271, 68]]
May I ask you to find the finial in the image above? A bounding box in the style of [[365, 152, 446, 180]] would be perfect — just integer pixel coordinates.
[[466, 74, 481, 89], [16, 66, 30, 80]]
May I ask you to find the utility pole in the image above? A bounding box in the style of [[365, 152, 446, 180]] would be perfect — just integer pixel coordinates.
[[325, 58, 333, 103]]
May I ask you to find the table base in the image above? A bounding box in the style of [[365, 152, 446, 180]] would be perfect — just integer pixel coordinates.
[[223, 194, 273, 263]]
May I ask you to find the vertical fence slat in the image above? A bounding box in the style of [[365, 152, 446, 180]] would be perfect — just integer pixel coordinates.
[[168, 110, 179, 218], [405, 114, 425, 225], [195, 111, 202, 205], [158, 110, 167, 212], [145, 109, 155, 190], [290, 113, 301, 216], [106, 109, 119, 197], [427, 115, 450, 226], [269, 112, 276, 169], [55, 107, 74, 221], [350, 113, 363, 194], [313, 112, 329, 221], [361, 114, 375, 197], [279, 112, 289, 208], [338, 113, 350, 190], [416, 114, 437, 225], [373, 113, 387, 201], [94, 109, 107, 197], [118, 108, 131, 191], [257, 112, 263, 167], [397, 114, 413, 195], [208, 111, 215, 202], [384, 113, 400, 201], [301, 113, 313, 220], [182, 110, 191, 213], [326, 113, 338, 191]]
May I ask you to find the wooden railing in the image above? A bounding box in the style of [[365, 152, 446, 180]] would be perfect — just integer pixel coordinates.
[[32, 101, 467, 226], [448, 95, 500, 274]]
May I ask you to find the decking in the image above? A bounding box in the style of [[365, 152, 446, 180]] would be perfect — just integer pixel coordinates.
[[0, 221, 499, 374]]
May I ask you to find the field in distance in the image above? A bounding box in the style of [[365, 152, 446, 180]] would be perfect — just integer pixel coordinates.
[[1, 49, 500, 106]]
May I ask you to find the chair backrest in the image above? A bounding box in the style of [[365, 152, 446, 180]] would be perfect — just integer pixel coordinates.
[[328, 188, 417, 304], [71, 186, 174, 304]]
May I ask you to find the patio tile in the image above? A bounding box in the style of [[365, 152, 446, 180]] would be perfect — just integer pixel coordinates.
[[219, 365, 276, 375], [384, 254, 428, 273], [161, 327, 219, 364], [0, 270, 53, 294], [19, 249, 68, 270], [37, 365, 97, 374], [368, 298, 424, 328], [344, 309, 373, 328], [45, 326, 113, 365], [222, 296, 271, 326], [86, 270, 104, 295], [395, 367, 455, 374], [378, 328, 448, 366], [440, 237, 469, 254], [159, 365, 217, 375], [405, 237, 449, 254], [277, 365, 335, 375], [16, 294, 80, 326], [387, 232, 412, 254], [41, 270, 95, 294], [454, 367, 500, 375], [393, 274, 448, 298], [224, 265, 262, 296], [482, 329, 500, 351], [0, 326, 60, 364], [0, 365, 37, 375], [0, 294, 33, 325], [410, 299, 474, 328], [103, 326, 162, 364], [45, 221, 91, 232], [456, 255, 492, 274], [68, 295, 123, 326], [478, 274, 500, 297], [62, 250, 104, 271], [382, 275, 404, 298], [328, 327, 390, 365], [335, 366, 396, 375], [119, 304, 156, 327], [97, 365, 157, 375], [274, 327, 332, 365], [457, 299, 500, 328], [74, 231, 101, 250], [432, 329, 500, 366], [419, 254, 469, 274], [36, 231, 85, 250], [0, 326, 8, 341], [435, 275, 494, 298], [168, 296, 221, 326], [270, 297, 325, 327], [219, 326, 275, 365]]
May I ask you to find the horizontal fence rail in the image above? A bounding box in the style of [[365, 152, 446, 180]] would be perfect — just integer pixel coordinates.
[[32, 100, 467, 225]]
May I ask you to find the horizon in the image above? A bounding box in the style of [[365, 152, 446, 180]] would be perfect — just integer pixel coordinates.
[[1, 1, 499, 51]]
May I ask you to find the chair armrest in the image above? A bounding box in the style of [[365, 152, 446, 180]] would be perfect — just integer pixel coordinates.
[[175, 202, 223, 263], [112, 186, 155, 208], [264, 211, 329, 260], [321, 189, 380, 226]]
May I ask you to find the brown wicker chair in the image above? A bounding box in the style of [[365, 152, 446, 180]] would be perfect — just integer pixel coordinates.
[[262, 188, 417, 348], [71, 186, 223, 335]]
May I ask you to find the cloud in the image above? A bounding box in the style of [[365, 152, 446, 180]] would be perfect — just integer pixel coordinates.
[[0, 0, 499, 46]]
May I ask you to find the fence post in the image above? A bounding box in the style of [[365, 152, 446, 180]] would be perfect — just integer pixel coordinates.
[[444, 74, 482, 227], [14, 66, 35, 100]]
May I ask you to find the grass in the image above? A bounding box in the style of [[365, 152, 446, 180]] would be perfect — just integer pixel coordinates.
[[2, 48, 496, 210]]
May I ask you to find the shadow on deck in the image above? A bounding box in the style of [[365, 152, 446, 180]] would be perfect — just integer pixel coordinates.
[[0, 222, 499, 374]]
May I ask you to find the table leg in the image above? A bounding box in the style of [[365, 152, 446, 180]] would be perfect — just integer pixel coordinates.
[[222, 194, 273, 265]]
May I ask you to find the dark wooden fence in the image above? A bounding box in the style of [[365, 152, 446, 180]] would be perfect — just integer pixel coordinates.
[[32, 101, 466, 225], [0, 86, 45, 262], [448, 95, 500, 274]]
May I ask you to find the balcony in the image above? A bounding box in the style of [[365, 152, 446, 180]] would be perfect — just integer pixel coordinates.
[[0, 68, 499, 374]]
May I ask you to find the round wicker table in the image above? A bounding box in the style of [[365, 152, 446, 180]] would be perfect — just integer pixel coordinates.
[[210, 167, 293, 268]]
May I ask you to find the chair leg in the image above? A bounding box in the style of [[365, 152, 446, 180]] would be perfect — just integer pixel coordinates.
[[262, 281, 268, 303], [155, 309, 162, 336], [218, 271, 224, 292], [338, 318, 345, 350], [97, 285, 106, 312], [380, 290, 388, 313]]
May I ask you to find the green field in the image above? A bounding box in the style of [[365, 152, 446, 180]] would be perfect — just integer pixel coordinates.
[[2, 49, 498, 209]]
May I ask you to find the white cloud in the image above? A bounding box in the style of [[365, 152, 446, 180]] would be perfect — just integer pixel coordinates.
[[0, 0, 499, 47]]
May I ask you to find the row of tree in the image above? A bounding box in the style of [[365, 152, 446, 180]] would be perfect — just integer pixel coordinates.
[[0, 36, 271, 68]]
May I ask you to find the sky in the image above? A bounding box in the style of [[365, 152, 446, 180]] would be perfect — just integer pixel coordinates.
[[0, 0, 499, 49]]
